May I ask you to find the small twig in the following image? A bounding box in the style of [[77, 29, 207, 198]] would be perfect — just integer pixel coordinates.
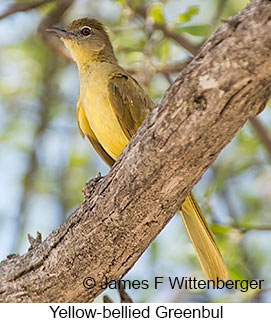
[[249, 116, 271, 157], [153, 23, 200, 56], [127, 0, 199, 56], [103, 295, 113, 303], [103, 281, 133, 303], [118, 281, 133, 303], [125, 60, 189, 76], [28, 232, 42, 251], [156, 60, 190, 75], [0, 0, 54, 20], [235, 224, 271, 234]]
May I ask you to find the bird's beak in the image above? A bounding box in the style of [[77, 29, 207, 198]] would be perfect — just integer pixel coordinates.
[[46, 27, 74, 39]]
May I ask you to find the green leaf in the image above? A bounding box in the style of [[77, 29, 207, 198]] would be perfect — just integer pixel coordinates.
[[211, 224, 231, 236], [156, 39, 170, 63], [69, 151, 87, 167], [148, 3, 165, 24], [177, 24, 211, 36], [178, 6, 199, 23]]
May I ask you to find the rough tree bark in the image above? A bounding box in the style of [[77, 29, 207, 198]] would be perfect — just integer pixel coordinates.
[[1, 0, 271, 302]]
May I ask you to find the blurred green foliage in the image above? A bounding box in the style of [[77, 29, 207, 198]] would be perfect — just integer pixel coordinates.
[[0, 0, 270, 303]]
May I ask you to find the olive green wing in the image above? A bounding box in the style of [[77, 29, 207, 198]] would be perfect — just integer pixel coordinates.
[[107, 72, 155, 141], [77, 99, 115, 167]]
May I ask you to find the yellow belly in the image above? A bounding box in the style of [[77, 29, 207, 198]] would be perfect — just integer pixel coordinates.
[[82, 87, 129, 161]]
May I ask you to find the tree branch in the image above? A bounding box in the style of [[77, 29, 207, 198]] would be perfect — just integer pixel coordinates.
[[129, 0, 271, 155], [0, 0, 54, 20], [1, 0, 271, 302], [125, 60, 189, 76]]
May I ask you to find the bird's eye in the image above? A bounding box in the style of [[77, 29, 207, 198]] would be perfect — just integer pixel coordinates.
[[80, 26, 92, 36]]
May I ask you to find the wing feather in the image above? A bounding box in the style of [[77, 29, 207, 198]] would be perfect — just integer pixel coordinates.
[[107, 72, 155, 140]]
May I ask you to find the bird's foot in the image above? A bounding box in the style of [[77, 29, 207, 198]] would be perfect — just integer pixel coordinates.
[[82, 172, 104, 198]]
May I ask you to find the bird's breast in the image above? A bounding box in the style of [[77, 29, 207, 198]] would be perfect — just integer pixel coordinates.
[[81, 72, 129, 161]]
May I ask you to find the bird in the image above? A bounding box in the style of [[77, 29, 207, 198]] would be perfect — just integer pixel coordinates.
[[47, 17, 228, 281]]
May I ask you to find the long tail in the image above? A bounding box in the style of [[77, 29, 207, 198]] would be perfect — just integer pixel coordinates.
[[180, 193, 228, 281]]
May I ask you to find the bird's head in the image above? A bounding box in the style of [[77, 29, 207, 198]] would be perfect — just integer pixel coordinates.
[[47, 18, 116, 67]]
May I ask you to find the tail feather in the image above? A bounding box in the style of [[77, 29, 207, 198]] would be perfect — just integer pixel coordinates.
[[181, 193, 229, 282]]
